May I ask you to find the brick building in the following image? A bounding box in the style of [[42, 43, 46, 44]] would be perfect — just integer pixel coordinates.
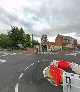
[[54, 34, 77, 50]]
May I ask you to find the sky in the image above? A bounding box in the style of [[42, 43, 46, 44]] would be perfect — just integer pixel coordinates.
[[0, 0, 80, 42]]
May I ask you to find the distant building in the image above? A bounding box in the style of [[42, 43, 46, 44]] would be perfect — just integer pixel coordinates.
[[34, 45, 40, 53], [54, 34, 77, 50], [48, 42, 55, 51], [77, 44, 80, 49], [40, 41, 55, 52]]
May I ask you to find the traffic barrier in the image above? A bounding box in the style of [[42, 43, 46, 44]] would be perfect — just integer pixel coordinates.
[[50, 65, 63, 86], [63, 72, 80, 92], [71, 63, 80, 74], [58, 60, 71, 69], [44, 60, 80, 92]]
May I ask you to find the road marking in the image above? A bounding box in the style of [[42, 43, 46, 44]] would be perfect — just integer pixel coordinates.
[[42, 59, 50, 61], [10, 53, 16, 55], [31, 63, 34, 66], [46, 59, 49, 61], [15, 61, 37, 92], [19, 73, 23, 79], [2, 55, 6, 56], [1, 53, 10, 57], [19, 53, 22, 55], [10, 54, 14, 55], [30, 82, 32, 83], [15, 83, 19, 92], [13, 53, 16, 54], [4, 52, 9, 55], [65, 53, 77, 56], [37, 61, 39, 62], [0, 59, 6, 63], [25, 67, 29, 70], [5, 53, 9, 55]]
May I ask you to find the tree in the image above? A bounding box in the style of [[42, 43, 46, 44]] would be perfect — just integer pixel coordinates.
[[41, 34, 48, 43], [0, 34, 11, 48], [24, 34, 31, 47], [31, 40, 40, 47], [8, 26, 25, 48]]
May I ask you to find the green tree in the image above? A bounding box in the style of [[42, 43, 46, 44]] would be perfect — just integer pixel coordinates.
[[0, 34, 11, 48], [8, 26, 25, 48], [31, 40, 40, 47], [24, 34, 31, 47], [41, 34, 48, 43]]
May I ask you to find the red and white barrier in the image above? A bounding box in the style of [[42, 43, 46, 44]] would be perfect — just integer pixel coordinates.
[[43, 59, 80, 91]]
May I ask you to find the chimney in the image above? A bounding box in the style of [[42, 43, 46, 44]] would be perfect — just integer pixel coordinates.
[[32, 34, 33, 41]]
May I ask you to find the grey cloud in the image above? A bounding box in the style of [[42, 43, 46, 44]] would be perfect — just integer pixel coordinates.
[[0, 0, 80, 39], [0, 6, 19, 26], [19, 19, 33, 29], [22, 0, 80, 36], [0, 6, 33, 31]]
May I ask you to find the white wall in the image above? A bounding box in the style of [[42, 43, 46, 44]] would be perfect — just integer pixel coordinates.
[[54, 46, 62, 50]]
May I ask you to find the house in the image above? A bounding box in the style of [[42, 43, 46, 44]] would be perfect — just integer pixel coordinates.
[[48, 42, 55, 51], [40, 41, 55, 52], [77, 44, 80, 49], [54, 34, 77, 50], [34, 45, 40, 53]]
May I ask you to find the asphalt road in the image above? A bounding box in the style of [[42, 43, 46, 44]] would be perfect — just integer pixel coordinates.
[[0, 50, 80, 92], [0, 51, 40, 92]]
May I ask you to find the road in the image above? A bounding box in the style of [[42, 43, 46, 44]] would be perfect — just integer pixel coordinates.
[[0, 50, 80, 92], [0, 51, 39, 92]]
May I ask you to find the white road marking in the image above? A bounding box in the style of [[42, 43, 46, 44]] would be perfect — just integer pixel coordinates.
[[4, 52, 10, 55], [47, 59, 49, 61], [4, 52, 7, 54], [13, 53, 16, 54], [0, 59, 6, 63], [37, 61, 39, 62], [25, 67, 29, 70], [5, 53, 9, 55], [15, 83, 19, 92], [15, 61, 37, 92], [19, 53, 22, 55], [65, 53, 77, 56], [10, 53, 16, 55], [19, 73, 23, 79], [10, 54, 14, 55], [2, 55, 6, 56], [31, 63, 34, 66], [42, 59, 50, 61], [1, 52, 10, 57]]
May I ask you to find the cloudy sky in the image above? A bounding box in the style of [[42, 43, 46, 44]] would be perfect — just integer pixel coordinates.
[[0, 0, 80, 42]]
